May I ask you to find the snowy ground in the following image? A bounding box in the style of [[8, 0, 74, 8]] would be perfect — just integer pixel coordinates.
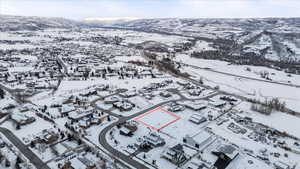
[[1, 25, 300, 169], [134, 107, 181, 131], [179, 63, 300, 112], [208, 118, 300, 168], [89, 28, 189, 46], [175, 54, 300, 86], [0, 133, 36, 169], [1, 117, 55, 144], [235, 102, 300, 137]]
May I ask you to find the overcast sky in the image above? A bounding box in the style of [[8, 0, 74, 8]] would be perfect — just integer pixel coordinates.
[[0, 0, 300, 20]]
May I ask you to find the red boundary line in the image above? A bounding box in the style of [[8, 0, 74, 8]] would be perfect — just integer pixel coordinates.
[[157, 118, 180, 130], [134, 106, 162, 120], [134, 106, 181, 131], [135, 119, 159, 130]]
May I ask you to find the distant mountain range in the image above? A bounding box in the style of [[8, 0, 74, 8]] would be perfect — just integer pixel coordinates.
[[112, 18, 300, 62], [84, 17, 140, 25], [1, 15, 300, 63], [0, 15, 90, 31]]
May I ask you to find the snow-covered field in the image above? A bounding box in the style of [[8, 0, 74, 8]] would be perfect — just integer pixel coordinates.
[[177, 58, 300, 112], [1, 16, 300, 169], [89, 28, 189, 46], [0, 133, 36, 169], [235, 102, 300, 137], [176, 54, 300, 86], [192, 40, 216, 52], [134, 107, 181, 130]]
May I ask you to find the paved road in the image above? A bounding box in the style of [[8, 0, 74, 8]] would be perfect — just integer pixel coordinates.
[[91, 98, 121, 118], [56, 56, 68, 77], [97, 88, 219, 169], [98, 99, 182, 169], [0, 83, 25, 104], [181, 73, 300, 116], [142, 51, 300, 115], [94, 49, 231, 169], [0, 127, 50, 169], [90, 89, 129, 118]]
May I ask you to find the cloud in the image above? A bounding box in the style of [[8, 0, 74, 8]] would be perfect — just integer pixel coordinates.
[[177, 0, 300, 18], [0, 0, 19, 15], [0, 0, 299, 19]]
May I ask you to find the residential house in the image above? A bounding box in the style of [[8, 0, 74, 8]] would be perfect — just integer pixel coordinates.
[[120, 127, 133, 137], [212, 144, 239, 169], [119, 90, 137, 98], [61, 104, 76, 116], [113, 101, 134, 111], [143, 132, 166, 148], [68, 108, 97, 121], [104, 96, 120, 104], [209, 99, 226, 108], [11, 113, 36, 126], [34, 129, 59, 144], [188, 89, 203, 96], [160, 91, 172, 98], [179, 101, 207, 111], [274, 161, 291, 169], [183, 131, 213, 149], [168, 103, 185, 112], [189, 114, 207, 125], [162, 144, 189, 166]]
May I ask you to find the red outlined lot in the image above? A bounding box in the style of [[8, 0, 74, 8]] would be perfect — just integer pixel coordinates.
[[134, 106, 181, 131]]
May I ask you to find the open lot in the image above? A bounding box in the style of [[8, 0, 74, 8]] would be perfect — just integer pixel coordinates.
[[134, 107, 181, 131]]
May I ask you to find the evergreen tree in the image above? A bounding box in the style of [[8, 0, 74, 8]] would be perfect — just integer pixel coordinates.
[[0, 88, 5, 99]]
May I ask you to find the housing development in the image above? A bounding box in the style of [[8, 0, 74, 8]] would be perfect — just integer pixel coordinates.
[[0, 15, 300, 169]]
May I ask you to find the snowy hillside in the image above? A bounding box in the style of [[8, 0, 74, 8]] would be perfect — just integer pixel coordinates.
[[1, 15, 300, 169], [0, 15, 90, 31], [113, 18, 300, 62], [1, 15, 300, 62]]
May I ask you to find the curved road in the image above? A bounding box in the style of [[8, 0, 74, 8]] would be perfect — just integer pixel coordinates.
[[0, 127, 50, 169], [98, 50, 300, 169], [98, 99, 182, 169], [97, 90, 219, 169]]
